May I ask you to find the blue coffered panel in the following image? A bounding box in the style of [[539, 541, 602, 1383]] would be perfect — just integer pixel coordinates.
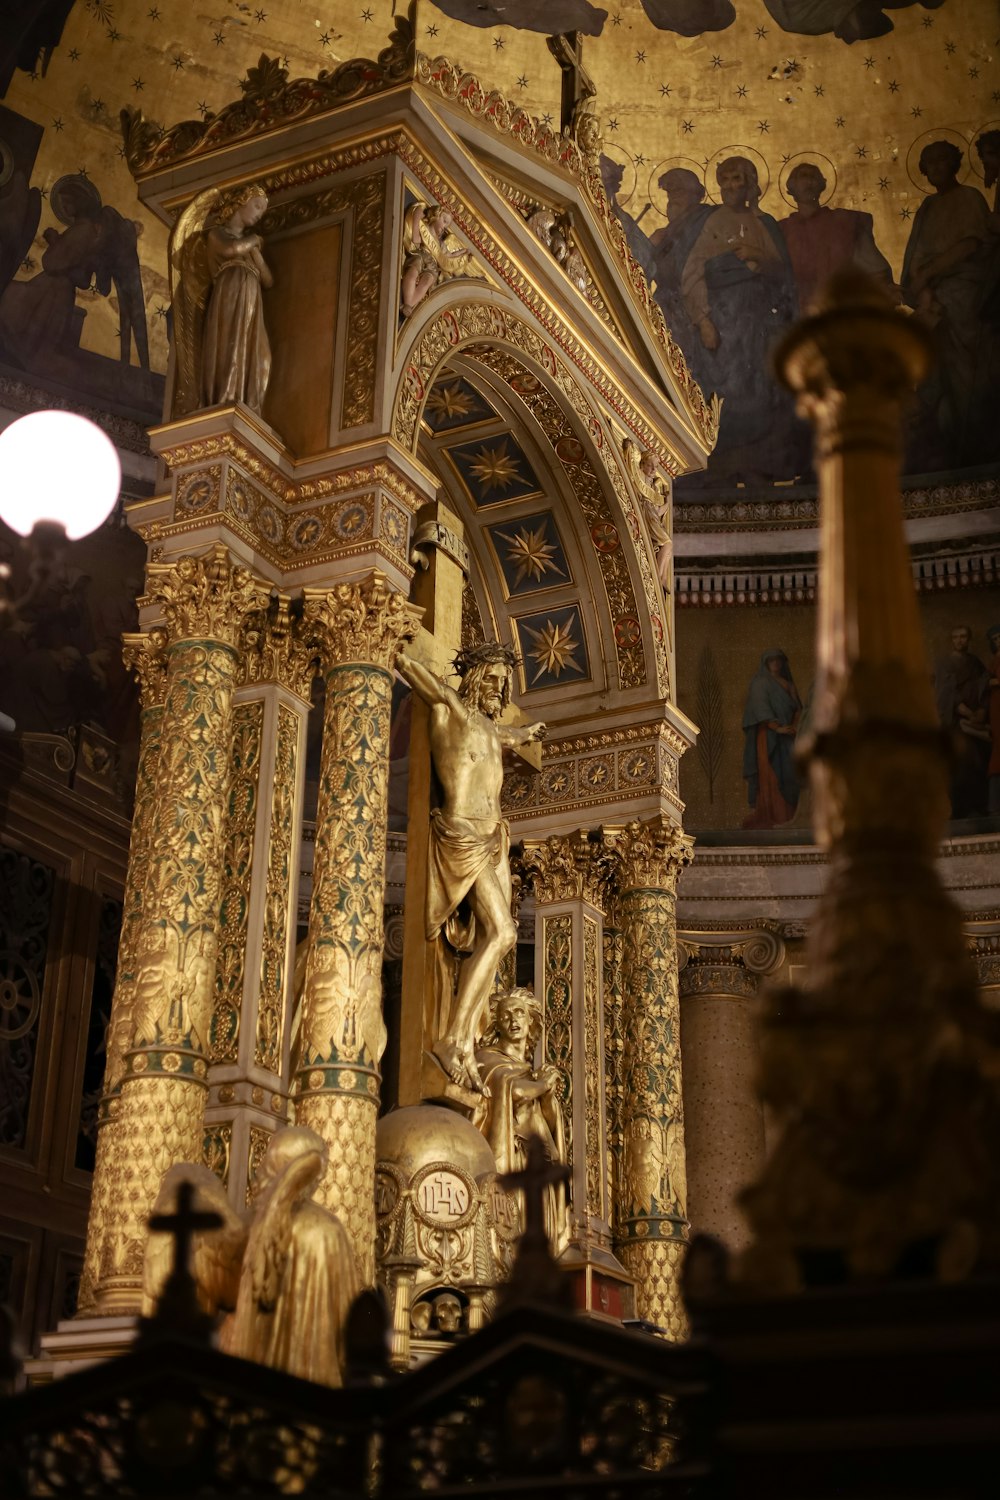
[[421, 374, 496, 433], [487, 511, 571, 598], [513, 603, 590, 691], [443, 432, 542, 507]]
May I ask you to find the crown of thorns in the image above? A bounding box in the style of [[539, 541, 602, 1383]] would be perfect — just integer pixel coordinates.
[[452, 642, 519, 676]]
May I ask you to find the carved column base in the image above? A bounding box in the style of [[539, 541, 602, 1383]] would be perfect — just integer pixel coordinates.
[[92, 1065, 208, 1312], [294, 1080, 379, 1285], [617, 1235, 688, 1337]]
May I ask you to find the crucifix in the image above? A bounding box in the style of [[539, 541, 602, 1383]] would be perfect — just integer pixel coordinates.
[[547, 31, 596, 135], [141, 1178, 222, 1338]]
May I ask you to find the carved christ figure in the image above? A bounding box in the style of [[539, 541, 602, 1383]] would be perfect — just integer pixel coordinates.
[[395, 643, 545, 1094]]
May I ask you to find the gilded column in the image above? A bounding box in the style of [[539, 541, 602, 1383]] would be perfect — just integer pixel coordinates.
[[91, 545, 270, 1310], [204, 597, 315, 1208], [610, 816, 694, 1335], [294, 572, 419, 1283], [677, 929, 784, 1251], [78, 627, 167, 1313], [522, 830, 617, 1256]]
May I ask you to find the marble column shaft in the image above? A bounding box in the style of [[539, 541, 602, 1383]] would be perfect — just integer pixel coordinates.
[[203, 598, 315, 1210], [294, 572, 418, 1284], [610, 817, 693, 1336], [88, 545, 270, 1311]]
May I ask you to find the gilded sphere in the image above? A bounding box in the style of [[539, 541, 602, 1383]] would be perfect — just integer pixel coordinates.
[[376, 1104, 496, 1182]]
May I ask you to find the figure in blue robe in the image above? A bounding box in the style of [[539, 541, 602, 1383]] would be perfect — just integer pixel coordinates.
[[742, 649, 802, 830]]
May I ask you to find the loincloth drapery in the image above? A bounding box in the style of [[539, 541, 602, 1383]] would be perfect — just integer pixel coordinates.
[[426, 811, 509, 953]]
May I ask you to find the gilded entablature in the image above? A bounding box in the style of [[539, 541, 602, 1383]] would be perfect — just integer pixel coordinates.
[[138, 436, 420, 578], [503, 722, 684, 824]]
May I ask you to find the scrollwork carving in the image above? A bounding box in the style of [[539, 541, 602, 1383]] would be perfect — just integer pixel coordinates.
[[143, 543, 271, 649]]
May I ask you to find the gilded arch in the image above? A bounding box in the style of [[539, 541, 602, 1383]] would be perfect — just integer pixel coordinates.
[[391, 294, 671, 700]]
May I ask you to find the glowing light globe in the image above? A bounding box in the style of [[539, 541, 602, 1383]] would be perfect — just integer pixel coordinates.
[[0, 410, 121, 541]]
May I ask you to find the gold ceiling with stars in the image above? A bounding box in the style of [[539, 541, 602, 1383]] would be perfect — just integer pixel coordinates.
[[0, 0, 993, 376]]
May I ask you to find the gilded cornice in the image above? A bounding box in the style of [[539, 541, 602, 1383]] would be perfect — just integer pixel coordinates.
[[302, 572, 420, 674], [153, 433, 426, 514], [675, 475, 1000, 535], [142, 543, 272, 649]]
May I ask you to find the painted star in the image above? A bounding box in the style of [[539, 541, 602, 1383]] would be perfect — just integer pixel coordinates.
[[52, 117, 64, 132], [107, 27, 121, 42], [835, 116, 845, 128], [361, 6, 373, 19], [634, 152, 647, 167], [525, 619, 581, 681], [426, 25, 438, 37], [612, 11, 622, 25], [319, 32, 331, 46], [659, 83, 672, 97], [969, 66, 980, 80], [498, 525, 566, 587], [493, 35, 505, 51], [911, 105, 923, 118], [758, 120, 770, 134], [864, 56, 875, 69], [900, 207, 912, 220], [754, 26, 768, 40], [425, 382, 477, 422], [147, 5, 160, 17], [856, 145, 867, 159], [682, 120, 694, 134], [255, 8, 267, 20], [814, 84, 824, 97], [636, 50, 646, 63], [68, 47, 80, 61], [711, 55, 723, 69], [736, 83, 747, 98], [132, 78, 145, 91], [888, 80, 899, 93], [542, 113, 553, 126], [517, 75, 528, 89], [878, 177, 889, 190], [921, 14, 934, 25], [198, 101, 210, 116], [172, 56, 185, 70], [214, 31, 226, 46], [469, 442, 523, 493], [92, 97, 104, 112], [944, 40, 956, 55], [607, 117, 619, 131]]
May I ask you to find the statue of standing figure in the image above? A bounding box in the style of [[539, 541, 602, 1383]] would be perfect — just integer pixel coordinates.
[[169, 182, 274, 417], [394, 642, 545, 1095]]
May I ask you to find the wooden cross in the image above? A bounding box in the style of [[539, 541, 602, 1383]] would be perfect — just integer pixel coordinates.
[[144, 1178, 222, 1337], [547, 31, 596, 135]]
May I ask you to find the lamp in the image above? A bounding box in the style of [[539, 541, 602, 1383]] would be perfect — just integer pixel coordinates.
[[0, 410, 121, 541], [0, 411, 121, 734]]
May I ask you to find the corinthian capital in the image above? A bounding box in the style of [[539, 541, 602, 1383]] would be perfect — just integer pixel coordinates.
[[122, 627, 169, 709], [522, 827, 616, 910], [143, 543, 272, 649], [241, 594, 317, 701], [303, 571, 420, 674], [609, 815, 694, 895]]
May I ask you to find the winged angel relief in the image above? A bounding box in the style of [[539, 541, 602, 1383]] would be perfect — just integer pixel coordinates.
[[400, 201, 485, 319], [169, 183, 274, 417]]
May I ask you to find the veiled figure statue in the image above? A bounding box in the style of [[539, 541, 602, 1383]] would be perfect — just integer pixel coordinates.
[[143, 1126, 359, 1388], [169, 182, 273, 416], [473, 986, 570, 1256]]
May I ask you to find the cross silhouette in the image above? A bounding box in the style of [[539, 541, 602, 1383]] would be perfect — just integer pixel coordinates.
[[500, 1134, 569, 1252], [546, 32, 596, 135], [143, 1178, 223, 1339]]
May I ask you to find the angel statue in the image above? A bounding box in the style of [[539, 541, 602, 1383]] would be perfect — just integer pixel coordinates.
[[400, 200, 483, 318], [623, 438, 673, 593], [143, 1125, 359, 1388], [169, 182, 273, 417]]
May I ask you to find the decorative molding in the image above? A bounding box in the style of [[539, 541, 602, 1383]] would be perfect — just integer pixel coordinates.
[[676, 548, 1000, 608], [674, 475, 999, 535]]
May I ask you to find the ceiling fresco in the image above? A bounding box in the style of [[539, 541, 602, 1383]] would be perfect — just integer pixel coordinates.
[[0, 1, 995, 475]]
